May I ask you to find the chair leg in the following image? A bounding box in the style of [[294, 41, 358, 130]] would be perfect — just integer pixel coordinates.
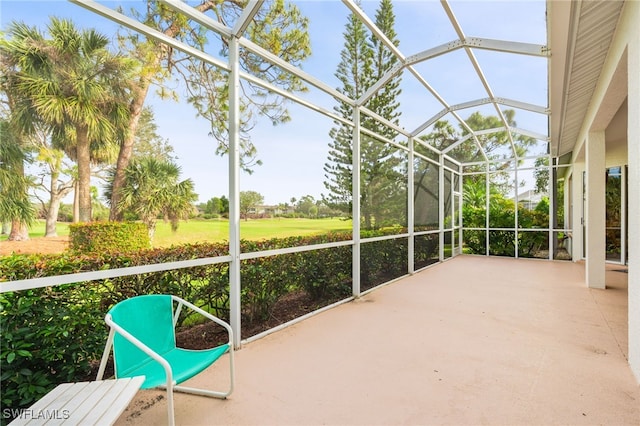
[[173, 385, 230, 399], [96, 328, 115, 380], [173, 349, 234, 399], [166, 384, 175, 426]]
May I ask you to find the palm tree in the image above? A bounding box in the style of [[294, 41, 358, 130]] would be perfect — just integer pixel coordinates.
[[104, 157, 198, 241], [0, 120, 35, 234], [2, 18, 132, 222], [1, 31, 37, 240]]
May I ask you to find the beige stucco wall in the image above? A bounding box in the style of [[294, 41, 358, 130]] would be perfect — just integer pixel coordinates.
[[624, 0, 640, 383]]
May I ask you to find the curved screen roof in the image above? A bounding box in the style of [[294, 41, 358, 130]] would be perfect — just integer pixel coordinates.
[[70, 0, 550, 165]]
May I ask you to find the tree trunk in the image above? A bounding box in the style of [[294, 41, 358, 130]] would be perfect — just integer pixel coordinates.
[[44, 185, 71, 236], [73, 181, 80, 223], [147, 219, 156, 243], [76, 126, 92, 222], [8, 151, 30, 240], [109, 83, 149, 221], [44, 163, 69, 237], [8, 219, 29, 241], [109, 1, 216, 221], [44, 200, 61, 237]]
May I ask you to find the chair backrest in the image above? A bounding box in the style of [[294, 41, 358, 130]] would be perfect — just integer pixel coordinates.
[[109, 294, 176, 377]]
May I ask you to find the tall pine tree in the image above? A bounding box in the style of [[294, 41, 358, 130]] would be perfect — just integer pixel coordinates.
[[323, 7, 373, 215], [323, 0, 403, 229], [361, 0, 404, 228], [367, 0, 402, 138]]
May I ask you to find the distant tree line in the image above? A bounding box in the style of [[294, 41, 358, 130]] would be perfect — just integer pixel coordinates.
[[196, 192, 345, 220]]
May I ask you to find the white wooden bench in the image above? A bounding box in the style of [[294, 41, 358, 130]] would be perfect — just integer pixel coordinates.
[[9, 376, 144, 425]]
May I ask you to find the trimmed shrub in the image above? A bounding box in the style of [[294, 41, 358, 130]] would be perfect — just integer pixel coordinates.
[[69, 222, 150, 254]]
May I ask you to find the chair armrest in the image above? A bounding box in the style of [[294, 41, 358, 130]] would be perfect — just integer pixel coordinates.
[[171, 296, 234, 346]]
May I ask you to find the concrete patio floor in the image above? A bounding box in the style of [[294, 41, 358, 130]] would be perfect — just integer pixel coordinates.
[[116, 255, 639, 425]]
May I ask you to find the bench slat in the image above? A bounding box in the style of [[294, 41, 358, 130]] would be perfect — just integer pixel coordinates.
[[62, 381, 114, 426], [8, 384, 74, 426], [8, 378, 143, 426], [79, 377, 144, 425], [27, 383, 91, 425]]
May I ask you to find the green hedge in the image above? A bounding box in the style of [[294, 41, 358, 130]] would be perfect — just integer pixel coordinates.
[[0, 229, 437, 419], [0, 285, 104, 414], [69, 222, 150, 254]]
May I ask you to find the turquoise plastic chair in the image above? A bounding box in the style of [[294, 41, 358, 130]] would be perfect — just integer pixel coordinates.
[[97, 294, 234, 425]]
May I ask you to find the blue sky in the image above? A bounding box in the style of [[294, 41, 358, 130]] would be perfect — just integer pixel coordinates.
[[1, 0, 547, 205]]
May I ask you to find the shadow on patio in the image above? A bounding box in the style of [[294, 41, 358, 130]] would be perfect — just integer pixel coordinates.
[[116, 256, 639, 425]]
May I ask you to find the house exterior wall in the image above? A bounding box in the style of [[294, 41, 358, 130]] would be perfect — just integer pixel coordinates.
[[626, 0, 640, 383], [566, 0, 639, 381]]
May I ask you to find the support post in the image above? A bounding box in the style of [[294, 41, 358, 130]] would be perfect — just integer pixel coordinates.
[[564, 172, 572, 258], [408, 137, 415, 274], [550, 158, 556, 260], [585, 131, 606, 289], [457, 169, 463, 255], [439, 155, 444, 261], [352, 108, 361, 296], [570, 164, 585, 261], [228, 36, 242, 348], [514, 164, 519, 258], [485, 165, 490, 255]]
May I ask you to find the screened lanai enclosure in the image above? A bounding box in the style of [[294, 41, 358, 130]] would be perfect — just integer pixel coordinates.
[[5, 0, 554, 336], [2, 0, 639, 386]]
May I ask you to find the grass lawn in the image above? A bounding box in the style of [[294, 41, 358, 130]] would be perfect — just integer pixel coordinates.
[[1, 217, 353, 247], [153, 217, 352, 247], [0, 221, 71, 240]]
